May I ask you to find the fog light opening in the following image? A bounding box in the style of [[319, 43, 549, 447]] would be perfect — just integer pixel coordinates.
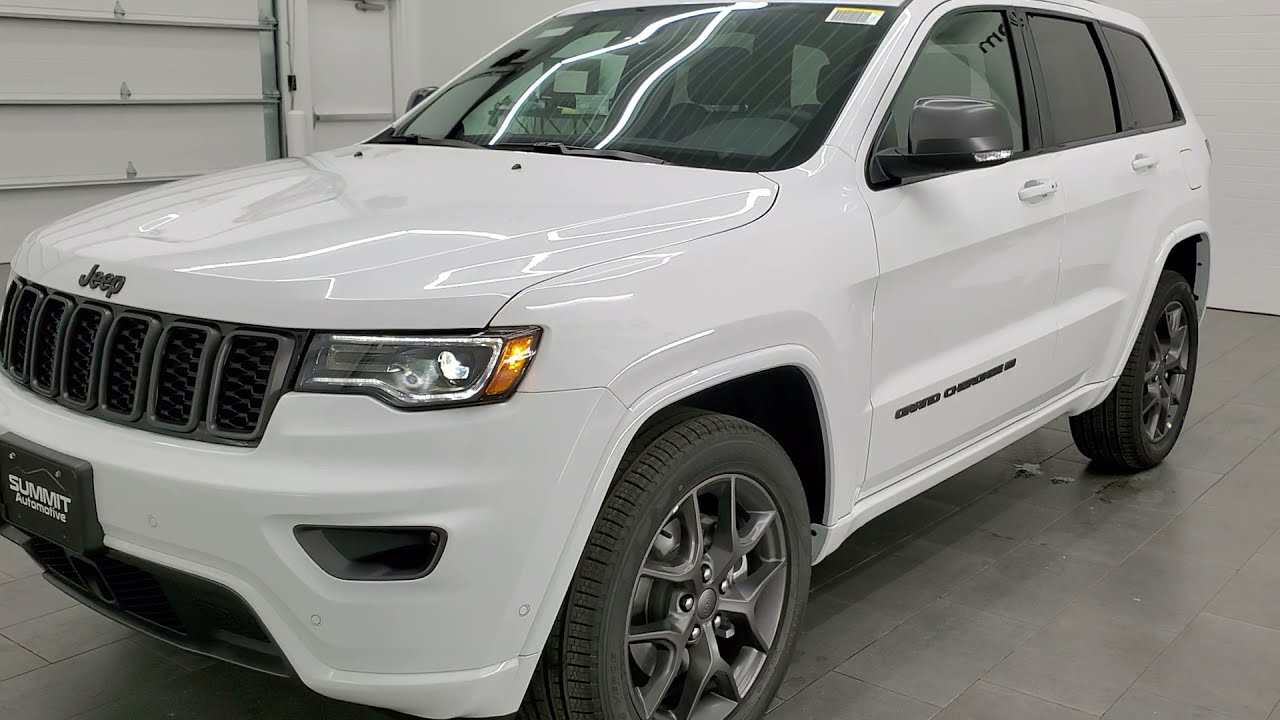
[[294, 526, 446, 582]]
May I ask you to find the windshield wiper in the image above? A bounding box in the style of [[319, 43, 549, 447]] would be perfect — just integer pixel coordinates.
[[493, 142, 669, 165], [369, 134, 484, 149]]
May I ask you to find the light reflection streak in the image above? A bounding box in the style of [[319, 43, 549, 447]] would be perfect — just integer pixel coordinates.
[[422, 188, 771, 290], [525, 294, 634, 311], [595, 2, 768, 149], [614, 329, 716, 382], [488, 4, 739, 145], [176, 229, 510, 273]]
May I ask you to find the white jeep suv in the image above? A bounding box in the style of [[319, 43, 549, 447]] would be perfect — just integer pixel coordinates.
[[0, 1, 1210, 719]]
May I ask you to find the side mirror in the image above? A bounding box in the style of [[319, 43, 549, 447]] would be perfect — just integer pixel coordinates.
[[877, 96, 1014, 181], [406, 86, 439, 113]]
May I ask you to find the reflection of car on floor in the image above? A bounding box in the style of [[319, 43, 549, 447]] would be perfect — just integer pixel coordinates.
[[0, 1, 1210, 718]]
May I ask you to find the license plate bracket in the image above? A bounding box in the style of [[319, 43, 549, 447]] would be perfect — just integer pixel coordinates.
[[0, 434, 102, 554]]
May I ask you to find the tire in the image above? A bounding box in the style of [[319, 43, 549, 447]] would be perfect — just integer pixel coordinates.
[[1070, 271, 1199, 472], [517, 409, 811, 720]]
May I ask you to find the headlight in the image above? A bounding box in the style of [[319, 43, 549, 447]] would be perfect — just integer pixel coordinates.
[[296, 328, 541, 408]]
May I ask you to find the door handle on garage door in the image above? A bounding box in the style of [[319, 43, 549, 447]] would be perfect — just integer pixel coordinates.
[[1018, 180, 1059, 203], [1132, 153, 1161, 171]]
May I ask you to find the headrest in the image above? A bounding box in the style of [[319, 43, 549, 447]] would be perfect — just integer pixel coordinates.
[[685, 46, 753, 104], [817, 63, 841, 104], [819, 45, 881, 106]]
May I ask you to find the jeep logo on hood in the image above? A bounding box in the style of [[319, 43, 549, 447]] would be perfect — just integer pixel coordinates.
[[78, 264, 126, 298]]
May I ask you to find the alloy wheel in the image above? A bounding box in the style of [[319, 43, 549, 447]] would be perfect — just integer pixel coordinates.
[[1143, 301, 1191, 443], [626, 474, 788, 720]]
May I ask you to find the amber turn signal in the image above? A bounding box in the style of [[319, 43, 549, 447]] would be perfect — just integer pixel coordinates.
[[484, 333, 539, 397]]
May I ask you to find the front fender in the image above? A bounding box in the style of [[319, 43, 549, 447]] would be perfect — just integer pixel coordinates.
[[494, 145, 880, 663], [512, 344, 830, 660]]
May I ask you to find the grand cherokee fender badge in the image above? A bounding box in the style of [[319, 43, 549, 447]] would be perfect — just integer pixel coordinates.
[[78, 264, 127, 298], [895, 359, 1018, 420]]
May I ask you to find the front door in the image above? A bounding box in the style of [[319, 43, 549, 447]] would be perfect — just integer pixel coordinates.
[[861, 7, 1066, 496]]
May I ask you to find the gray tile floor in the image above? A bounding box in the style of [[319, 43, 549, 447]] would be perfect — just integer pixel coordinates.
[[2, 303, 1280, 719]]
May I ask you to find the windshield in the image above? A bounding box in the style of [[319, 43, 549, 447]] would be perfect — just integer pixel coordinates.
[[392, 2, 899, 172]]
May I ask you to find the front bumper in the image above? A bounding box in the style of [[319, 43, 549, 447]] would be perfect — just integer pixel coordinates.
[[2, 525, 293, 677], [0, 379, 625, 718]]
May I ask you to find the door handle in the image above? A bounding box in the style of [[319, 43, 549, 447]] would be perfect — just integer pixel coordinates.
[[1132, 153, 1160, 171], [1018, 180, 1059, 203]]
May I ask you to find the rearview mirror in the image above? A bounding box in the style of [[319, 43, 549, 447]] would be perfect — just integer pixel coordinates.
[[877, 96, 1014, 182], [406, 86, 439, 113]]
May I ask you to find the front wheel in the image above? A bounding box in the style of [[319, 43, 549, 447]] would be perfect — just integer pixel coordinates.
[[519, 410, 811, 720], [1070, 270, 1199, 471]]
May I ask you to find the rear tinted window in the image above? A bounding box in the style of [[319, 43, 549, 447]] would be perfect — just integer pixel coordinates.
[[1103, 27, 1178, 129], [1029, 15, 1119, 145]]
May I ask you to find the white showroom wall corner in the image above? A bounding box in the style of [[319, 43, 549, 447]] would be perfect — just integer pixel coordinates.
[[275, 0, 428, 155]]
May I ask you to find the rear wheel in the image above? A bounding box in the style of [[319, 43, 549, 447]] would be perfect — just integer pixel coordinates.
[[518, 410, 810, 720], [1070, 271, 1199, 471]]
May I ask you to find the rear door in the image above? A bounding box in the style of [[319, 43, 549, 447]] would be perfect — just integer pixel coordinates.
[[860, 6, 1067, 496], [1026, 12, 1194, 388]]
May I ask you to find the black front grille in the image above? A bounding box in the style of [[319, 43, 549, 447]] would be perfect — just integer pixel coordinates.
[[30, 296, 72, 395], [152, 324, 216, 429], [1, 278, 302, 445], [101, 315, 156, 417], [0, 283, 17, 367], [62, 305, 108, 407], [6, 286, 43, 380], [213, 334, 281, 437], [15, 534, 287, 677]]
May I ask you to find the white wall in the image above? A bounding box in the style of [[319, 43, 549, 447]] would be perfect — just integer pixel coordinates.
[[1105, 0, 1280, 315]]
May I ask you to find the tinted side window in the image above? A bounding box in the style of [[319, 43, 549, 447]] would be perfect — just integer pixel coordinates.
[[876, 11, 1027, 156], [1029, 15, 1119, 144], [1103, 27, 1178, 129]]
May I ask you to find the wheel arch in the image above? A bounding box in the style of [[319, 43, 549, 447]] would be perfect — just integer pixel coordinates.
[[645, 365, 830, 528], [518, 345, 837, 658], [1162, 231, 1210, 321], [1106, 221, 1212, 381]]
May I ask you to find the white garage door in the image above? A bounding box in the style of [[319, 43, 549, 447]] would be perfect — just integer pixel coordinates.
[[0, 0, 281, 259], [1107, 0, 1280, 316]]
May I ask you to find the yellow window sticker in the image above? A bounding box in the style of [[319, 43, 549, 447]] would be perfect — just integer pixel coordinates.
[[826, 7, 886, 26]]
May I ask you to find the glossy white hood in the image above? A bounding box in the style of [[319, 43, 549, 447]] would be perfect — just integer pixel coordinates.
[[13, 146, 777, 329]]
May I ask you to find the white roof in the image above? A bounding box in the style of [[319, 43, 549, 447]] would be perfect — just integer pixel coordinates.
[[561, 0, 1144, 31], [565, 0, 910, 13]]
